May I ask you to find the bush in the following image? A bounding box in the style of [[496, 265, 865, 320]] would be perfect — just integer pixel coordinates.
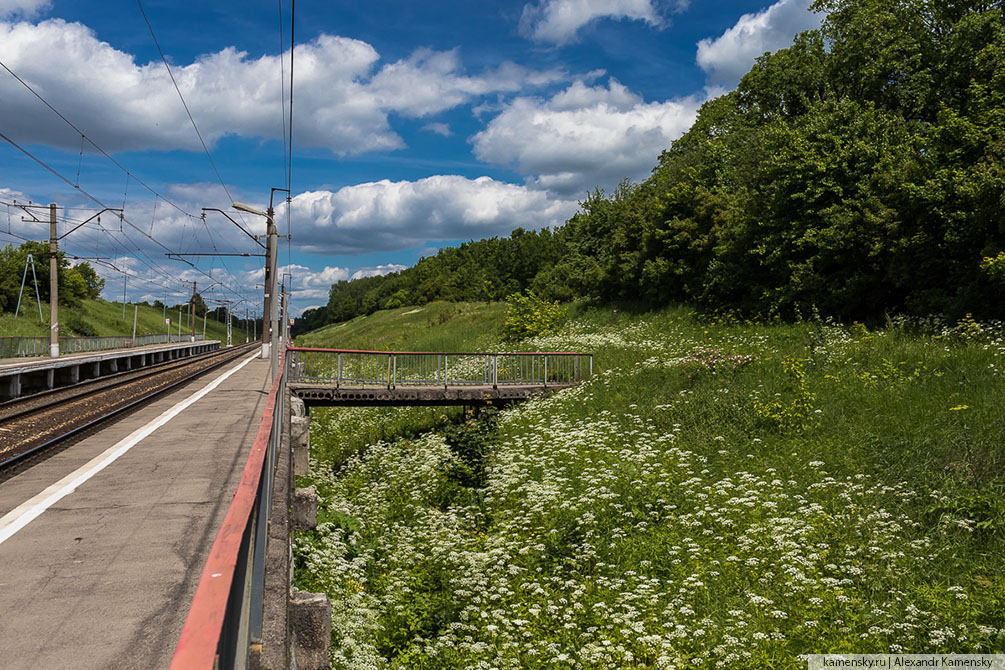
[[63, 313, 97, 336], [501, 290, 564, 341]]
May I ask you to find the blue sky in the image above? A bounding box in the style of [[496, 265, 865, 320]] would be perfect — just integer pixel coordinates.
[[0, 0, 820, 316]]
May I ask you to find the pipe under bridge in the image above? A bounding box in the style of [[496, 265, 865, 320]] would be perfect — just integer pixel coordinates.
[[287, 346, 594, 407]]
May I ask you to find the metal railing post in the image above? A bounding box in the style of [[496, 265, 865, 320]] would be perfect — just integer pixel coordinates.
[[279, 347, 591, 392]]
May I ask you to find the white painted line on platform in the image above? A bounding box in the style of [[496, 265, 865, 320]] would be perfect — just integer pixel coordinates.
[[0, 352, 259, 546]]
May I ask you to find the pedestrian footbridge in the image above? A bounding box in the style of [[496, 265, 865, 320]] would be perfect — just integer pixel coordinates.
[[286, 346, 594, 407]]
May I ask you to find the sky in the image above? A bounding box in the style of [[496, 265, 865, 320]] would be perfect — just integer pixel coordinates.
[[0, 0, 822, 317]]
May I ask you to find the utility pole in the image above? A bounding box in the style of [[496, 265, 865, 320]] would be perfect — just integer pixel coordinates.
[[122, 274, 127, 320], [49, 203, 59, 358], [278, 281, 284, 346], [202, 310, 207, 339], [19, 201, 117, 357], [280, 282, 289, 346], [267, 206, 278, 379], [226, 303, 232, 347], [245, 307, 249, 343], [233, 194, 285, 377], [132, 304, 138, 342], [261, 211, 275, 361], [189, 281, 196, 342], [177, 307, 182, 339]]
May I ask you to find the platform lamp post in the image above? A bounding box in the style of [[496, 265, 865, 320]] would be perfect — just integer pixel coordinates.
[[233, 188, 289, 381]]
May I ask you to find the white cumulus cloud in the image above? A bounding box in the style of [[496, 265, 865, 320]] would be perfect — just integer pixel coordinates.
[[3, 182, 427, 314], [0, 19, 563, 154], [696, 0, 820, 85], [351, 264, 407, 281], [421, 123, 452, 137], [274, 263, 348, 304], [0, 0, 48, 18], [472, 79, 703, 197], [280, 175, 578, 255], [520, 0, 662, 44]]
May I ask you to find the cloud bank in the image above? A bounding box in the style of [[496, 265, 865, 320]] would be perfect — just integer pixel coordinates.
[[520, 0, 662, 44], [0, 20, 563, 154], [473, 79, 703, 197], [0, 0, 48, 19], [282, 175, 578, 255], [696, 0, 820, 85]]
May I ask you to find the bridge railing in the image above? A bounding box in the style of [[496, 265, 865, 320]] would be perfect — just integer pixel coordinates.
[[286, 347, 593, 388]]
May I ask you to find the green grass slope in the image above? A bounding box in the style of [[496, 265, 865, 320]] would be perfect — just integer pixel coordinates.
[[294, 303, 1005, 668], [0, 298, 247, 344], [295, 301, 508, 352]]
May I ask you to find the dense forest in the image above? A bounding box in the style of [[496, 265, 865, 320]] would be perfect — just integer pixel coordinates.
[[295, 0, 1004, 336]]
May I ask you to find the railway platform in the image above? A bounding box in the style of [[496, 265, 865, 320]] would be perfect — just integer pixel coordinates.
[[0, 339, 221, 401], [0, 351, 270, 670]]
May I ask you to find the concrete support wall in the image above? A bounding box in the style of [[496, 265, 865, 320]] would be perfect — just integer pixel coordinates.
[[261, 394, 330, 670], [290, 590, 331, 670], [5, 373, 20, 400], [292, 488, 317, 531], [291, 412, 310, 477]]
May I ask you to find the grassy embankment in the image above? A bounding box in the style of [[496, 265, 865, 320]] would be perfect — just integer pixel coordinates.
[[293, 301, 1005, 669], [0, 298, 245, 343]]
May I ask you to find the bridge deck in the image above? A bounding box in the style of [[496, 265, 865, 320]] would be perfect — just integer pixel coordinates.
[[289, 381, 576, 407], [0, 352, 269, 670]]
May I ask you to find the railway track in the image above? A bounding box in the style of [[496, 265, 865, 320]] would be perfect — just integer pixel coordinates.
[[0, 343, 258, 472]]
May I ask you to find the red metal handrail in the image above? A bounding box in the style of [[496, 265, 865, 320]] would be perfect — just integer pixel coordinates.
[[170, 351, 285, 669]]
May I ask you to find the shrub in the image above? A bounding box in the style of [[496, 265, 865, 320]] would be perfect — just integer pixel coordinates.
[[753, 356, 815, 433], [63, 313, 97, 336], [502, 291, 564, 341]]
